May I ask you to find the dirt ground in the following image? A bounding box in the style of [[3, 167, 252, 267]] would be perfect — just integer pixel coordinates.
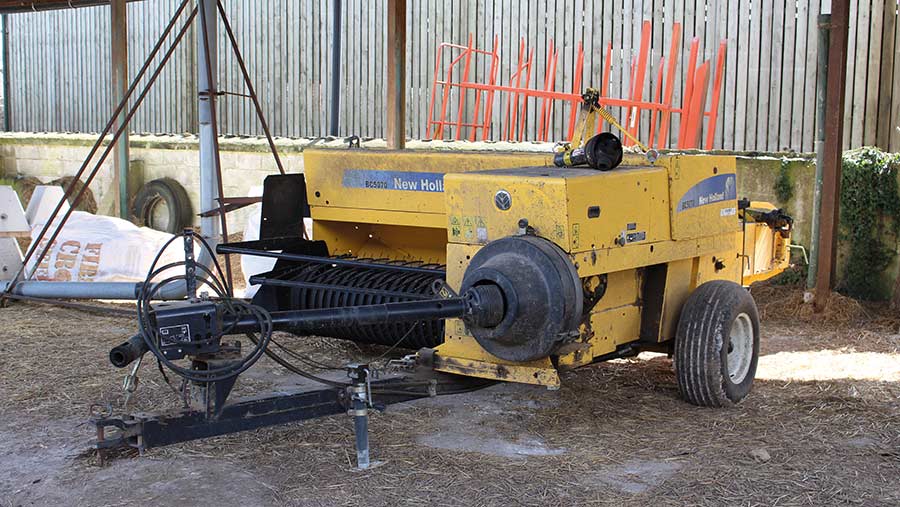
[[0, 284, 898, 507]]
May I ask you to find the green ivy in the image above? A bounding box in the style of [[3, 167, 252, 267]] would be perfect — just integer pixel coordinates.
[[774, 158, 794, 203], [838, 147, 900, 300]]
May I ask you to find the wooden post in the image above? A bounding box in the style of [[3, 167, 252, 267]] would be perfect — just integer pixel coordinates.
[[385, 0, 406, 149], [110, 0, 129, 219], [814, 0, 851, 313]]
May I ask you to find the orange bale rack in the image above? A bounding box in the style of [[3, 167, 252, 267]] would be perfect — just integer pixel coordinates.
[[427, 22, 726, 151]]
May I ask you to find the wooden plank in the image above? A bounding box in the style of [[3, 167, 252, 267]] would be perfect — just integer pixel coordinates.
[[551, 0, 565, 138], [842, 0, 859, 149], [417, 0, 428, 139], [779, 0, 796, 152], [320, 0, 329, 136], [497, 0, 519, 139], [866, 0, 886, 147], [640, 0, 654, 143], [612, 0, 625, 120], [344, 0, 353, 135], [620, 0, 633, 126], [362, 0, 372, 136], [353, 0, 362, 135], [788, 0, 808, 151], [382, 0, 389, 137], [801, 0, 821, 152], [741, 0, 758, 150], [722, 0, 739, 150], [712, 0, 728, 149], [515, 0, 528, 140], [892, 4, 900, 152], [570, 0, 585, 137], [766, 0, 785, 151], [583, 0, 594, 94], [754, 0, 774, 151], [671, 0, 686, 146], [876, 0, 896, 149], [647, 0, 663, 143], [593, 2, 616, 111], [339, 0, 348, 136], [850, 0, 870, 148], [300, 0, 310, 136], [660, 0, 674, 146]]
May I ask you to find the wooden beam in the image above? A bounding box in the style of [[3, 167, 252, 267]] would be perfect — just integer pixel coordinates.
[[814, 0, 851, 313], [110, 0, 129, 219], [385, 0, 406, 149]]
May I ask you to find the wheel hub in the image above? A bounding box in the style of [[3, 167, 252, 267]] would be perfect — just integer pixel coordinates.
[[727, 312, 754, 384]]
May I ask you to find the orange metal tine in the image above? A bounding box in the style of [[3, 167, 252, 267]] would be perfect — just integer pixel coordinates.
[[435, 48, 470, 138], [517, 48, 536, 141], [566, 41, 585, 141], [623, 58, 636, 146], [657, 23, 682, 149], [677, 37, 700, 149], [482, 36, 500, 141], [469, 79, 484, 142], [627, 21, 652, 145], [454, 34, 475, 140], [683, 61, 709, 149], [648, 56, 665, 147], [507, 38, 527, 141], [426, 43, 448, 138], [543, 49, 559, 140], [456, 80, 670, 108], [598, 42, 613, 134], [704, 40, 728, 150], [538, 39, 555, 142]]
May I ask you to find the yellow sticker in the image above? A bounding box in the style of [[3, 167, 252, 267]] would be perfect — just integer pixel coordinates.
[[449, 215, 461, 237], [463, 216, 475, 241]]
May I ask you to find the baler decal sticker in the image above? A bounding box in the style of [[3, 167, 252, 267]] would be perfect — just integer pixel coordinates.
[[342, 169, 445, 192], [676, 173, 736, 212]]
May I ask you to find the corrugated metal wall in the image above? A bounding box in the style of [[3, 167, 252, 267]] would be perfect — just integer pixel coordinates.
[[2, 1, 899, 152], [5, 0, 195, 133]]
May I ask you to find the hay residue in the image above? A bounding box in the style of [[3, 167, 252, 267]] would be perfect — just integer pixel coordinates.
[[751, 282, 897, 330]]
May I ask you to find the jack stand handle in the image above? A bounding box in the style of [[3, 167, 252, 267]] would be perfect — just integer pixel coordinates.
[[347, 364, 371, 470]]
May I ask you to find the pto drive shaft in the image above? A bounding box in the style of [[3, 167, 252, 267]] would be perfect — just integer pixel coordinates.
[[110, 284, 505, 368]]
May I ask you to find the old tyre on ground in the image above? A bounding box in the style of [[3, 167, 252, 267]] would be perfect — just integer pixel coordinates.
[[674, 280, 760, 407], [132, 178, 192, 234]]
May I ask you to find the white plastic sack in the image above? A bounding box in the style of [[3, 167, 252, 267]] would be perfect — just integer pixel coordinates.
[[27, 211, 185, 283]]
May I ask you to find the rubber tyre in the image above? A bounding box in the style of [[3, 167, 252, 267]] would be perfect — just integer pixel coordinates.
[[132, 178, 193, 234], [674, 280, 760, 407]]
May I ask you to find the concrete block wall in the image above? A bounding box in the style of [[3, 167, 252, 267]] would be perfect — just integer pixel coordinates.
[[735, 155, 816, 248]]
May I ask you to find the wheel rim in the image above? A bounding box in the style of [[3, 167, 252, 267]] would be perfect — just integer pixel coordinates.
[[726, 312, 754, 384]]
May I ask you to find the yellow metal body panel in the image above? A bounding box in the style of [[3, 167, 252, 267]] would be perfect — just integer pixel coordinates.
[[301, 149, 790, 388], [305, 148, 551, 262], [444, 166, 670, 250], [304, 148, 550, 222], [740, 202, 791, 285], [667, 156, 741, 240]]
